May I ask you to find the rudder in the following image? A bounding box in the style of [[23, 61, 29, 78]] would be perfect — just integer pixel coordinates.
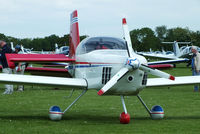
[[69, 10, 80, 58]]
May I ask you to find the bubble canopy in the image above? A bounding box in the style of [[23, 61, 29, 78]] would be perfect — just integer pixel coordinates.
[[76, 37, 127, 55]]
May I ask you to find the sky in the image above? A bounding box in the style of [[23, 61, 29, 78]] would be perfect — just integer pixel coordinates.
[[0, 0, 199, 39]]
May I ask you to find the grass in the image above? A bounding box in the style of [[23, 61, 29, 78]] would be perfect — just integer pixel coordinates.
[[0, 64, 200, 134]]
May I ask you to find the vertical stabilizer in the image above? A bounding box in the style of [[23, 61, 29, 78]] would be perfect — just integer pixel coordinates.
[[162, 41, 181, 57], [55, 43, 59, 54], [10, 42, 14, 51], [172, 41, 181, 57], [69, 10, 80, 58], [21, 45, 25, 54]]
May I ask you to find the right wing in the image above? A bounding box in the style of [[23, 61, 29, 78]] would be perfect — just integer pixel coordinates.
[[146, 76, 200, 87], [0, 74, 87, 89]]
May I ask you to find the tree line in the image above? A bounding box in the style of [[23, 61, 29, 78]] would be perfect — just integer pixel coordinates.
[[0, 26, 200, 52]]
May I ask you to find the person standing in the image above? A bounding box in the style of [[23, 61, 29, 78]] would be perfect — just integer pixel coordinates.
[[191, 46, 200, 92], [0, 41, 14, 94], [13, 45, 25, 91]]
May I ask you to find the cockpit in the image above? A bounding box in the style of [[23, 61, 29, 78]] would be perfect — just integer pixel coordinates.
[[76, 37, 127, 55]]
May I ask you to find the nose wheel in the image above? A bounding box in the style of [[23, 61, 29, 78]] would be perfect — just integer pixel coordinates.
[[120, 96, 130, 124], [120, 112, 130, 124]]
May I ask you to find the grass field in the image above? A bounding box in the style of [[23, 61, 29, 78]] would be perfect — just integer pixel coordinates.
[[0, 64, 200, 134]]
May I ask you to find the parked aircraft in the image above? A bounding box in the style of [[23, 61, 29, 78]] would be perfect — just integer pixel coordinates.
[[55, 43, 69, 55], [1, 10, 200, 124], [138, 41, 192, 60]]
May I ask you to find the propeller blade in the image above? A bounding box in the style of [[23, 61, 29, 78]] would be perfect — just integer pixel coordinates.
[[122, 18, 134, 57], [97, 68, 129, 96], [140, 64, 175, 80], [122, 18, 175, 81]]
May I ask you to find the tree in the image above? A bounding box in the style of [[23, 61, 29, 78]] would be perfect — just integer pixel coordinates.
[[130, 28, 160, 51], [165, 27, 191, 42], [155, 25, 167, 41], [190, 31, 200, 47]]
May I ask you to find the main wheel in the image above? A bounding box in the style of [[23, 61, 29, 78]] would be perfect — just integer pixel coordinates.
[[120, 112, 130, 124], [49, 106, 63, 121], [150, 105, 164, 120]]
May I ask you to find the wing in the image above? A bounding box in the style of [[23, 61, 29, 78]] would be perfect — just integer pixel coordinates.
[[148, 58, 189, 65], [6, 54, 75, 62], [139, 53, 176, 60], [6, 54, 75, 68], [146, 76, 200, 87], [0, 74, 87, 89], [25, 67, 71, 77]]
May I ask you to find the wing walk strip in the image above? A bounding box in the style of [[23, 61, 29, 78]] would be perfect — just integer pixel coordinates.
[[147, 76, 200, 87], [0, 74, 87, 88]]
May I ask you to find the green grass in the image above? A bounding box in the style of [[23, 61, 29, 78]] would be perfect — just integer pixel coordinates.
[[0, 64, 200, 134]]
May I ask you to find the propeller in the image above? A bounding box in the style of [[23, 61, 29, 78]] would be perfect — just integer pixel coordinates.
[[97, 18, 175, 96], [98, 68, 129, 95]]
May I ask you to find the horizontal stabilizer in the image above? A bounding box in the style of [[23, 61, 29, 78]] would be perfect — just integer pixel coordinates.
[[147, 76, 200, 87], [0, 74, 87, 89]]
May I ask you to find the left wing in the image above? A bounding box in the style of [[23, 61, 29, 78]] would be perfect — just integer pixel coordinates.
[[0, 74, 87, 89], [148, 58, 189, 65], [147, 76, 200, 87]]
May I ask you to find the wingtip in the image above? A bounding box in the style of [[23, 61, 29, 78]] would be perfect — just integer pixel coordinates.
[[169, 75, 175, 80], [122, 18, 127, 25], [97, 89, 104, 96]]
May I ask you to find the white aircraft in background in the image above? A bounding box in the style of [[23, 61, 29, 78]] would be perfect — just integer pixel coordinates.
[[55, 43, 69, 55], [139, 41, 192, 60], [20, 45, 34, 54], [1, 10, 200, 124]]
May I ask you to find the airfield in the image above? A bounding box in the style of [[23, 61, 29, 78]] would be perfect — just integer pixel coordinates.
[[0, 63, 199, 134]]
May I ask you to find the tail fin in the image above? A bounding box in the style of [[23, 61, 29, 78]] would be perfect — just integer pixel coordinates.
[[172, 41, 181, 57], [69, 10, 80, 58], [21, 45, 25, 54], [10, 42, 14, 51], [162, 41, 181, 57], [162, 41, 191, 57], [55, 43, 59, 54]]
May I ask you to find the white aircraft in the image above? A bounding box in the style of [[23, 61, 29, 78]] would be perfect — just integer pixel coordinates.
[[1, 10, 200, 124], [20, 45, 34, 54], [55, 43, 69, 55], [139, 41, 192, 60]]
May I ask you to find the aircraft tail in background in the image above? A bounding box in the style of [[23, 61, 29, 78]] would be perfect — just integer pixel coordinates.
[[162, 41, 190, 57], [10, 42, 14, 51], [69, 10, 80, 58], [55, 43, 59, 54]]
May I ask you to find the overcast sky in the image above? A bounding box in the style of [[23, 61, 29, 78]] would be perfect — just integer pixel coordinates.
[[0, 0, 199, 38]]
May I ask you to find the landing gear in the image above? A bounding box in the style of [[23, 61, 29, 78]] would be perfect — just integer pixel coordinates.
[[49, 89, 87, 121], [137, 95, 164, 120], [120, 96, 130, 124]]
